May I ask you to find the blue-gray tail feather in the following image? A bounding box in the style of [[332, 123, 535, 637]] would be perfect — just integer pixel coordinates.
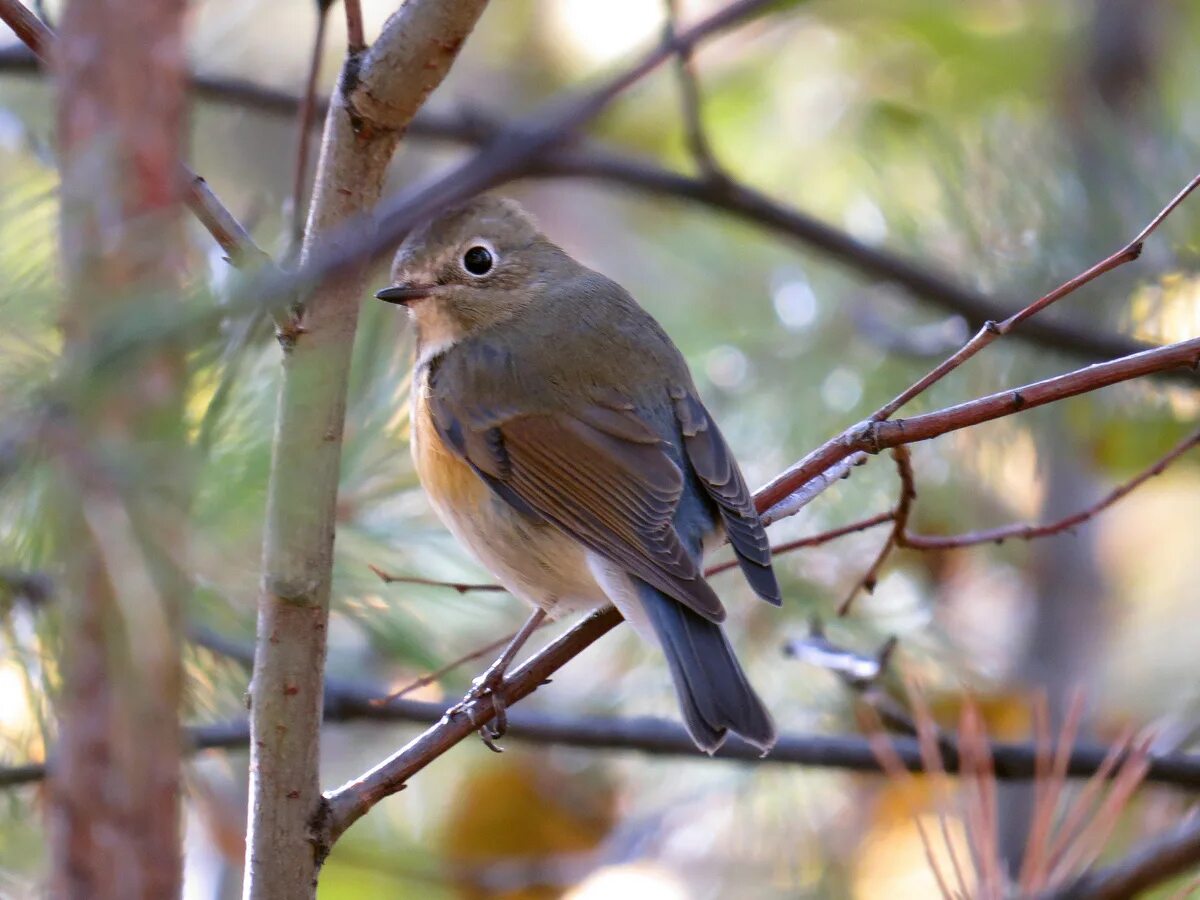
[[637, 580, 776, 754]]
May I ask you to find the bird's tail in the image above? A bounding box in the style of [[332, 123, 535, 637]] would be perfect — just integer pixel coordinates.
[[637, 580, 776, 754]]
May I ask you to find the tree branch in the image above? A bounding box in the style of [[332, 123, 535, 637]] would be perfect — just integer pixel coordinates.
[[870, 172, 1200, 421], [662, 0, 724, 180], [343, 0, 365, 55], [311, 336, 1199, 848], [1, 42, 1193, 373], [6, 696, 1200, 792], [289, 2, 331, 248], [1038, 816, 1200, 899], [755, 336, 1200, 519], [837, 446, 915, 615], [899, 425, 1200, 550]]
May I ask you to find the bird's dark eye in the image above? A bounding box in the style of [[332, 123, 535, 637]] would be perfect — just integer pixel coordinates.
[[462, 245, 494, 276]]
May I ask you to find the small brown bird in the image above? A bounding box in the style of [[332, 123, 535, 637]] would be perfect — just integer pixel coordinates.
[[378, 196, 779, 753]]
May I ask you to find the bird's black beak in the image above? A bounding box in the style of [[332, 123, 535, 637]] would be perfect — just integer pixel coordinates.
[[376, 284, 436, 305]]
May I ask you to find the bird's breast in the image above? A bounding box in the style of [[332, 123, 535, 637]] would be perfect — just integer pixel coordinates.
[[410, 366, 603, 616]]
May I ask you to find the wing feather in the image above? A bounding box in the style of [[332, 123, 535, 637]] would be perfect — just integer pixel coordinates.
[[673, 388, 781, 605], [429, 390, 725, 622]]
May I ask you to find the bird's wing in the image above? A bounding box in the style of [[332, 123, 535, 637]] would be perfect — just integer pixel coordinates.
[[428, 383, 727, 623], [671, 387, 781, 606]]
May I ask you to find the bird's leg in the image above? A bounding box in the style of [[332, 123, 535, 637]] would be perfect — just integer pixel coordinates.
[[451, 608, 547, 750]]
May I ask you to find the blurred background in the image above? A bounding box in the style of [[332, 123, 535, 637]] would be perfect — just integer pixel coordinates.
[[2, 0, 1200, 896]]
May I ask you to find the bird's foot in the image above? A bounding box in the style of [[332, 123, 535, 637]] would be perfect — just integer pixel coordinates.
[[449, 665, 509, 753]]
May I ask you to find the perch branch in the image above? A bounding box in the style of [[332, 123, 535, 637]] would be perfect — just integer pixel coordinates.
[[317, 336, 1199, 848]]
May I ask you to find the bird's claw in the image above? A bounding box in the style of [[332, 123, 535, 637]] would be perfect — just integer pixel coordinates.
[[449, 670, 509, 751]]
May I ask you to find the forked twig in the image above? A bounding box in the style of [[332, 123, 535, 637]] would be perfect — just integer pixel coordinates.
[[872, 173, 1200, 423], [899, 426, 1200, 550], [837, 447, 915, 615], [662, 0, 724, 181]]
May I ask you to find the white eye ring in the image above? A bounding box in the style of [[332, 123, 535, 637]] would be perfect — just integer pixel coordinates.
[[461, 238, 498, 277]]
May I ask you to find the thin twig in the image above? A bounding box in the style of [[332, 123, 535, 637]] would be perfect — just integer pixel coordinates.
[[662, 0, 723, 180], [870, 172, 1200, 423], [755, 336, 1200, 516], [899, 425, 1200, 550], [290, 2, 331, 248], [343, 0, 366, 54], [837, 446, 915, 615], [367, 564, 505, 593], [370, 628, 530, 705]]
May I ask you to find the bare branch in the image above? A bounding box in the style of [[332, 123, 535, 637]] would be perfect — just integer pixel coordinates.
[[7, 692, 1200, 792], [185, 175, 271, 268], [662, 0, 723, 180], [290, 3, 331, 247], [837, 446, 915, 616], [0, 0, 47, 54], [343, 0, 365, 55], [1037, 817, 1200, 900], [704, 510, 895, 577], [755, 336, 1200, 516], [900, 425, 1200, 550], [367, 563, 505, 593], [872, 172, 1200, 421]]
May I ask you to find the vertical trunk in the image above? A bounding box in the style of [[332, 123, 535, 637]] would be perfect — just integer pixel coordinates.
[[243, 105, 396, 898], [49, 1, 190, 898], [242, 4, 489, 897]]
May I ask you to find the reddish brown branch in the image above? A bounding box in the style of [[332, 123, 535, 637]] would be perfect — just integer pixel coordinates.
[[0, 0, 47, 54], [900, 426, 1200, 550], [872, 172, 1200, 421], [756, 336, 1200, 516], [343, 0, 365, 54], [837, 446, 915, 616], [290, 4, 330, 246]]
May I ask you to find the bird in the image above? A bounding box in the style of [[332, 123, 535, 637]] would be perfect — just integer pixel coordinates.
[[377, 196, 780, 754]]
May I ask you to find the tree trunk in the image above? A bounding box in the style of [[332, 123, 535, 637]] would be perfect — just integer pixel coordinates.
[[242, 3, 489, 897], [48, 0, 191, 897]]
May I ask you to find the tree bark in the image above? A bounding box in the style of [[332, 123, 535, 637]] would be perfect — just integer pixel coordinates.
[[242, 3, 489, 898], [48, 0, 190, 897]]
